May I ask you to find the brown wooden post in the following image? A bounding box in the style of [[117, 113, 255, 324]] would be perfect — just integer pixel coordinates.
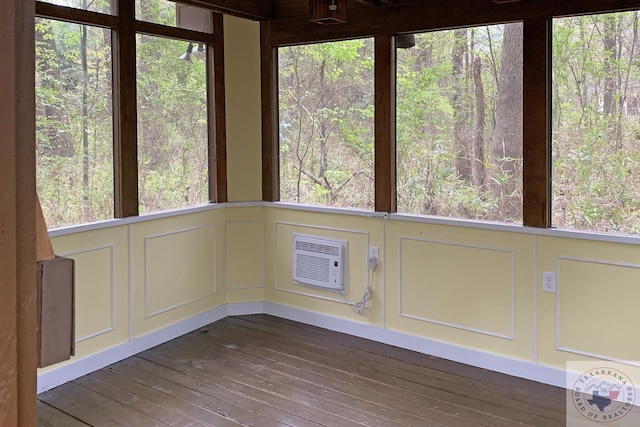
[[0, 0, 38, 425], [210, 13, 228, 202], [261, 21, 280, 202], [522, 17, 550, 228], [113, 0, 139, 217], [374, 34, 397, 213]]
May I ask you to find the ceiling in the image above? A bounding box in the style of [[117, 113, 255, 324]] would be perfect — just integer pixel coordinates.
[[186, 0, 515, 23], [272, 0, 413, 19]]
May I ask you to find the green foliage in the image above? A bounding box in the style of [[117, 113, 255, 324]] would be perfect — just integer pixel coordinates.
[[279, 39, 374, 208], [396, 24, 521, 223], [36, 18, 114, 228], [135, 0, 177, 26], [552, 11, 640, 233], [136, 35, 208, 214], [36, 6, 209, 228]]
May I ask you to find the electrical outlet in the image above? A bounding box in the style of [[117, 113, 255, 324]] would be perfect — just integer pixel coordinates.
[[368, 246, 379, 270], [542, 271, 557, 293], [369, 246, 379, 260]]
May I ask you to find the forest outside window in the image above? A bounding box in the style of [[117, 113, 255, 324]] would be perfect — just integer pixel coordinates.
[[35, 18, 114, 228], [396, 23, 523, 224], [552, 11, 640, 234], [136, 34, 209, 214], [278, 39, 375, 210], [36, 0, 218, 225]]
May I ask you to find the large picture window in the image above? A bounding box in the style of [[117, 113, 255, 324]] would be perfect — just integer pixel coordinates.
[[36, 18, 114, 228], [396, 23, 523, 223], [36, 0, 218, 227], [278, 39, 375, 209], [136, 34, 209, 214], [552, 11, 640, 233]]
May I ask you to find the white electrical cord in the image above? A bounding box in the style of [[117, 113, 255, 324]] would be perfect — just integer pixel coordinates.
[[352, 271, 374, 316], [339, 255, 377, 316]]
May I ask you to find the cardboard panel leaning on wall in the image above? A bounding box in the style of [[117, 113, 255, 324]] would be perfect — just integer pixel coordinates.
[[224, 15, 263, 202], [537, 235, 640, 368], [130, 210, 225, 337], [385, 220, 535, 361]]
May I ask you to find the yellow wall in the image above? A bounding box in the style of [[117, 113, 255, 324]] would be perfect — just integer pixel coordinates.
[[263, 208, 640, 370], [39, 15, 640, 385], [49, 226, 130, 358], [129, 211, 225, 337], [225, 206, 266, 303], [537, 236, 640, 367], [264, 208, 384, 326], [224, 15, 262, 202]]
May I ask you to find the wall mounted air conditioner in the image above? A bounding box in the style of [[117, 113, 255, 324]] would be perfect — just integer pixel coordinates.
[[292, 234, 347, 293]]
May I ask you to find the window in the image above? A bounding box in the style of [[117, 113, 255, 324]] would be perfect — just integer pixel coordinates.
[[35, 18, 114, 228], [136, 0, 213, 33], [36, 0, 219, 227], [136, 0, 177, 27], [278, 39, 375, 209], [552, 12, 640, 233], [396, 24, 523, 223], [137, 34, 209, 213], [38, 0, 113, 14]]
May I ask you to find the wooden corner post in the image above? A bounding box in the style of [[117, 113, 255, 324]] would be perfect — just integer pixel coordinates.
[[0, 0, 38, 425]]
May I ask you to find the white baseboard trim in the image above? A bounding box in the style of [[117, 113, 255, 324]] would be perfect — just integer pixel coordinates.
[[226, 301, 264, 316], [263, 302, 567, 389], [38, 300, 568, 394], [38, 303, 255, 394]]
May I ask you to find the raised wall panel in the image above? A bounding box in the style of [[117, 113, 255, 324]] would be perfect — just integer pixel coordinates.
[[63, 246, 115, 342], [226, 220, 264, 289], [45, 226, 129, 363], [558, 257, 640, 362], [145, 224, 217, 317], [399, 237, 514, 339], [273, 221, 370, 311]]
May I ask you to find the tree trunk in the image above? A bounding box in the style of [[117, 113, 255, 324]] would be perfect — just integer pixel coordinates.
[[491, 23, 523, 220], [451, 28, 472, 184], [472, 55, 485, 188], [602, 15, 617, 117], [81, 22, 90, 219]]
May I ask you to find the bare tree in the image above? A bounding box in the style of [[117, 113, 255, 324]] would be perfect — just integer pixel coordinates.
[[490, 23, 523, 220], [451, 28, 472, 183]]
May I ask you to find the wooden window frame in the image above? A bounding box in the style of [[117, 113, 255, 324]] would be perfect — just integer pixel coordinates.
[[35, 0, 227, 220], [263, 0, 640, 228]]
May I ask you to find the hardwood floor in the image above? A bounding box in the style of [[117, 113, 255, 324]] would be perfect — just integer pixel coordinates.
[[38, 314, 569, 426]]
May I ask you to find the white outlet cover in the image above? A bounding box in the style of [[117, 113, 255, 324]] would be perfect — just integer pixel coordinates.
[[369, 246, 379, 259], [542, 271, 557, 293]]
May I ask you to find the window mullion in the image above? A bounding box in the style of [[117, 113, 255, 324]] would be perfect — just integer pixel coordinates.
[[374, 34, 397, 214], [522, 17, 550, 228], [261, 20, 279, 202], [210, 12, 227, 203], [113, 0, 139, 218]]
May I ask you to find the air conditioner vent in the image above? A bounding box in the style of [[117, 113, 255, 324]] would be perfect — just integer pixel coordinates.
[[292, 234, 347, 293], [295, 240, 341, 257]]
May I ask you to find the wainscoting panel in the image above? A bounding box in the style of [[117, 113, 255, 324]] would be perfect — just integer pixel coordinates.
[[226, 220, 264, 290], [557, 256, 640, 362], [399, 237, 514, 339], [144, 224, 217, 318], [63, 245, 116, 342]]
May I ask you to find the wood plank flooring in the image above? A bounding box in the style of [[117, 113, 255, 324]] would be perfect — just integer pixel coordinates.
[[38, 314, 569, 426]]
